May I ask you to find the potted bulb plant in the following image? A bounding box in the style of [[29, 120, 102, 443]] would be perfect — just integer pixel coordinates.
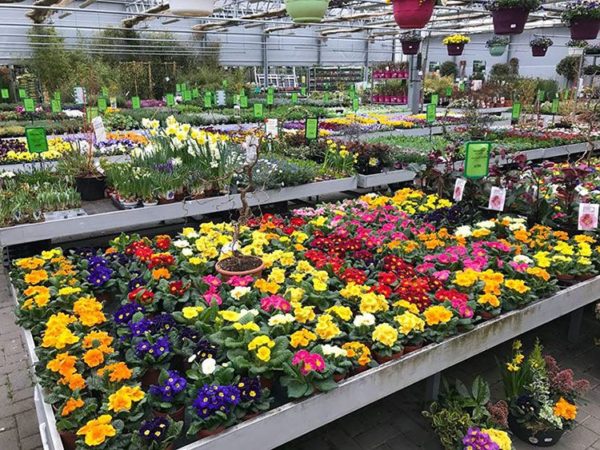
[[562, 0, 600, 40], [57, 140, 106, 201], [400, 31, 423, 55], [284, 0, 330, 23], [391, 0, 436, 29], [443, 34, 470, 56], [485, 0, 542, 35], [486, 36, 510, 56], [530, 36, 553, 57]]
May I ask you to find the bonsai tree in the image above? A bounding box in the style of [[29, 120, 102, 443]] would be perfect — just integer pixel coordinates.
[[556, 56, 582, 86]]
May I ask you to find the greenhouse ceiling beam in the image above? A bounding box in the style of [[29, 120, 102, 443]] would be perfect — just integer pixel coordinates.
[[26, 0, 72, 23]]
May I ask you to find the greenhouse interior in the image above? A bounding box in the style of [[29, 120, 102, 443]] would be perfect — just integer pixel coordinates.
[[1, 0, 600, 449]]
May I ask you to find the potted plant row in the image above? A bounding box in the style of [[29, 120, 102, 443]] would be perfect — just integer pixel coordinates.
[[443, 34, 470, 56], [373, 81, 408, 104], [530, 36, 553, 57], [373, 62, 409, 79]]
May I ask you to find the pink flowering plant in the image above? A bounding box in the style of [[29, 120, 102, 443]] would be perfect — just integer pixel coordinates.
[[280, 349, 338, 398]]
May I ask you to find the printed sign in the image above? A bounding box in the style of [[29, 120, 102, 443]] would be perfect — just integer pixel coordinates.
[[192, 88, 199, 99], [176, 83, 181, 92], [25, 127, 48, 153], [98, 97, 107, 112], [446, 87, 452, 97], [305, 118, 318, 140], [101, 87, 108, 97], [240, 96, 248, 108], [453, 178, 467, 202], [131, 96, 141, 109], [216, 90, 226, 106], [464, 142, 491, 179], [24, 98, 35, 112], [301, 87, 307, 96], [183, 90, 192, 102], [166, 94, 175, 107], [431, 93, 439, 106], [511, 102, 521, 121], [254, 103, 263, 119], [551, 98, 559, 114], [19, 88, 26, 99], [537, 90, 545, 102], [265, 118, 278, 137], [51, 99, 61, 113], [488, 187, 506, 212], [426, 103, 436, 124], [267, 92, 274, 106], [204, 92, 212, 108], [92, 116, 107, 143], [578, 203, 599, 231], [1, 89, 8, 99], [54, 91, 61, 101], [291, 93, 298, 104]]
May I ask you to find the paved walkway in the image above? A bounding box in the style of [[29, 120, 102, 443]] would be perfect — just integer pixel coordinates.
[[0, 264, 598, 450]]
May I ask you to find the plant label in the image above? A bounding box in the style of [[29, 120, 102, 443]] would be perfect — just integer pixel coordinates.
[[166, 94, 175, 107], [98, 97, 107, 112], [551, 98, 559, 114], [537, 90, 545, 102], [1, 89, 8, 99], [464, 142, 491, 179], [305, 118, 318, 140], [192, 88, 199, 99], [240, 96, 248, 108], [204, 93, 212, 108], [511, 102, 521, 120], [291, 93, 298, 104], [265, 118, 278, 138], [426, 103, 436, 123], [254, 103, 263, 118], [131, 96, 141, 109], [51, 99, 61, 113], [23, 98, 35, 112], [578, 203, 599, 231], [183, 90, 191, 102], [445, 87, 452, 97], [453, 178, 467, 202], [25, 127, 48, 153], [54, 91, 61, 101], [488, 187, 506, 212], [18, 88, 26, 99], [431, 93, 439, 106], [267, 92, 274, 106], [301, 87, 307, 96], [92, 116, 107, 143], [176, 83, 181, 92]]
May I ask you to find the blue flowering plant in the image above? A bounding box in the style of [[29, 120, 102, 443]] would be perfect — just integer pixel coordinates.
[[562, 0, 600, 25], [81, 255, 116, 293], [130, 416, 183, 450], [187, 383, 242, 437], [148, 369, 188, 414]]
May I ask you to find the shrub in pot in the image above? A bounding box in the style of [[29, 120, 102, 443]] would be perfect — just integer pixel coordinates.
[[391, 0, 436, 29], [400, 30, 422, 55], [285, 0, 330, 23], [562, 0, 600, 40], [486, 35, 509, 56], [485, 0, 541, 35], [530, 36, 553, 57], [443, 34, 470, 56]]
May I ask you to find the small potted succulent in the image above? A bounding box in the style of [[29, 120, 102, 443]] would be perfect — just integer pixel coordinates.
[[400, 31, 422, 55], [485, 0, 542, 35], [443, 34, 470, 56], [391, 0, 436, 29], [530, 36, 553, 57], [562, 0, 600, 40], [486, 35, 510, 56]]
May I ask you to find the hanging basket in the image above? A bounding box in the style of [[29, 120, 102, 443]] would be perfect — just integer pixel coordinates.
[[491, 7, 529, 34], [392, 0, 435, 29], [401, 40, 421, 55], [488, 45, 506, 56], [569, 17, 600, 40], [446, 43, 465, 56], [284, 0, 330, 23], [531, 45, 548, 57], [168, 0, 215, 17]]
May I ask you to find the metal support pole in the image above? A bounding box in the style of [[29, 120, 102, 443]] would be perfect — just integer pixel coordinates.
[[364, 34, 370, 84], [392, 38, 397, 64], [425, 372, 441, 401], [567, 308, 584, 343], [408, 55, 421, 114], [317, 38, 322, 66], [262, 26, 268, 89]]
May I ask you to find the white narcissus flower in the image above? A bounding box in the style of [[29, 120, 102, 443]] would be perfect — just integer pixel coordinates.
[[455, 225, 472, 238], [201, 357, 216, 375], [353, 313, 375, 327]]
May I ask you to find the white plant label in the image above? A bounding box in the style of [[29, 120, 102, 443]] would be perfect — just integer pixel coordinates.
[[244, 135, 259, 165], [92, 116, 107, 143], [578, 203, 599, 231], [453, 178, 467, 202], [265, 118, 278, 138], [488, 187, 506, 212]]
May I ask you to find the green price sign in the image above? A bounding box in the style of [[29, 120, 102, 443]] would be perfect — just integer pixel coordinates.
[[240, 96, 248, 108], [426, 103, 436, 124], [267, 87, 274, 95], [537, 90, 545, 102], [551, 98, 559, 114], [511, 102, 522, 120], [291, 93, 298, 104], [267, 92, 274, 106], [352, 97, 359, 112], [19, 88, 27, 99], [131, 96, 141, 109], [181, 83, 187, 92], [51, 99, 61, 113], [240, 88, 245, 97], [192, 88, 199, 99], [23, 98, 35, 112], [323, 93, 329, 102], [1, 89, 9, 100], [98, 98, 107, 112], [464, 141, 491, 179], [254, 103, 263, 119], [166, 94, 175, 107], [301, 87, 307, 96], [204, 93, 212, 108], [54, 91, 61, 101], [305, 118, 318, 140], [176, 83, 181, 92], [446, 87, 452, 97], [459, 82, 465, 92], [431, 93, 439, 106], [222, 80, 228, 88], [183, 90, 192, 102], [101, 87, 108, 97], [25, 127, 48, 154]]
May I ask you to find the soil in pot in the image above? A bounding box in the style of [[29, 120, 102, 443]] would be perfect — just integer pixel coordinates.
[[508, 413, 565, 447], [216, 255, 264, 281], [75, 176, 106, 201], [403, 343, 423, 354]]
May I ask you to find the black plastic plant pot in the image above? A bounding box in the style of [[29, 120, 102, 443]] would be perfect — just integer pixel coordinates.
[[508, 414, 565, 447], [75, 176, 107, 201], [491, 7, 529, 35], [401, 40, 420, 55]]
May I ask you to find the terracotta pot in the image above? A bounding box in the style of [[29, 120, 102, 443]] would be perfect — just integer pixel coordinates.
[[392, 0, 435, 29], [243, 412, 261, 421], [197, 426, 226, 439], [403, 343, 423, 354], [153, 405, 185, 422], [491, 7, 529, 35], [570, 17, 600, 40], [447, 43, 465, 56], [141, 367, 160, 388], [531, 45, 547, 57], [59, 431, 77, 450], [216, 256, 264, 282], [576, 273, 596, 281], [556, 273, 576, 285]]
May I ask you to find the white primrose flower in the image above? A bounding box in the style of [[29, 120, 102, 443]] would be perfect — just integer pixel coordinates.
[[201, 357, 216, 375], [353, 313, 375, 327], [268, 314, 296, 326], [455, 225, 472, 238]]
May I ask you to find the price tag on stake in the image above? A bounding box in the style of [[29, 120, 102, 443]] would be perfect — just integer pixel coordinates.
[[19, 89, 26, 99], [166, 94, 175, 107], [446, 87, 452, 97], [254, 103, 263, 119], [291, 93, 298, 104], [192, 88, 199, 99], [488, 187, 506, 212], [537, 90, 545, 102], [25, 127, 48, 153], [98, 98, 107, 112], [464, 142, 491, 179], [305, 118, 318, 140], [54, 92, 61, 101], [131, 97, 141, 109], [204, 93, 212, 108], [51, 99, 61, 113], [176, 84, 181, 93], [578, 203, 599, 231], [453, 178, 467, 202], [24, 98, 35, 112], [267, 92, 274, 106], [426, 104, 436, 124], [552, 98, 559, 114], [511, 102, 522, 121], [431, 93, 439, 106], [240, 96, 248, 108], [1, 89, 8, 99]]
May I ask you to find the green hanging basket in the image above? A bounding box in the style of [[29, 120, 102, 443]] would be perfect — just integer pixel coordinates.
[[284, 0, 330, 23], [489, 45, 507, 57]]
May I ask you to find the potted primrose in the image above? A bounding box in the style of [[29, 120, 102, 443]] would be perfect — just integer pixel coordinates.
[[485, 0, 541, 35], [530, 36, 553, 57], [399, 30, 423, 55], [486, 36, 510, 56], [562, 0, 600, 40], [443, 34, 470, 56], [391, 0, 436, 29]]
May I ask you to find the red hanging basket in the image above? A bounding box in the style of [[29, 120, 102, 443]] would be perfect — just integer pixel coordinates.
[[392, 0, 435, 29], [531, 45, 547, 57], [491, 7, 529, 35], [446, 43, 465, 56], [569, 17, 600, 40], [401, 41, 421, 55]]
